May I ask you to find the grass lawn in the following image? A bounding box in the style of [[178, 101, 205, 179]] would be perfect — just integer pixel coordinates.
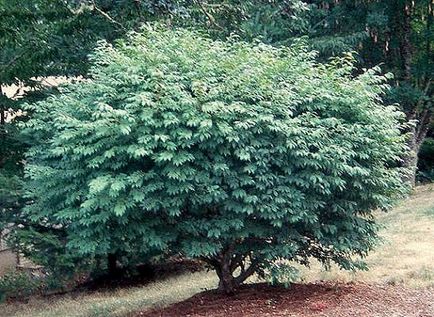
[[1, 184, 433, 317], [298, 183, 434, 288]]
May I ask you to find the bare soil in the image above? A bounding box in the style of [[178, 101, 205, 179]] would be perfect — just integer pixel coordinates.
[[136, 282, 434, 317]]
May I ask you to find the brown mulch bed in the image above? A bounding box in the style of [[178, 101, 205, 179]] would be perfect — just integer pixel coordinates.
[[136, 282, 434, 317]]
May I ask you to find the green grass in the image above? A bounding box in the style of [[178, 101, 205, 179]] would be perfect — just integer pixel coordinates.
[[1, 184, 433, 317], [295, 184, 434, 288], [0, 271, 218, 317]]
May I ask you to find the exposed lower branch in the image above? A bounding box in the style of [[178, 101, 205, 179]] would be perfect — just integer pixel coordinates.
[[234, 258, 259, 286]]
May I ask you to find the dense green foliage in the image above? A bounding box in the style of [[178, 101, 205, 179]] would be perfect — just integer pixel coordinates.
[[0, 271, 41, 302], [0, 0, 188, 266], [22, 28, 407, 293]]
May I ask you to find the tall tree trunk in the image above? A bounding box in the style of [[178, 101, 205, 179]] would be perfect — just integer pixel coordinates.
[[403, 132, 421, 187], [0, 86, 5, 169], [400, 0, 413, 81], [0, 108, 4, 126], [396, 0, 431, 187], [0, 86, 5, 126], [403, 108, 431, 187]]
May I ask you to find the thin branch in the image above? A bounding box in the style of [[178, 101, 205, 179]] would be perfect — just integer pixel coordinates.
[[92, 1, 126, 31], [417, 80, 432, 108], [310, 16, 329, 32], [200, 256, 220, 268], [133, 0, 143, 19], [0, 50, 27, 75], [193, 0, 224, 31]]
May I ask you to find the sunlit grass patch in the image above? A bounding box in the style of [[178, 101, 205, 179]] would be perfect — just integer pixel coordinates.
[[297, 184, 434, 288], [0, 271, 217, 317]]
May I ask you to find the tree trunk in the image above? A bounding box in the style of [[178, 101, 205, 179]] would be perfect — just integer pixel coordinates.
[[403, 122, 430, 187], [0, 108, 4, 126], [216, 259, 237, 295], [107, 253, 118, 276], [399, 0, 413, 81], [402, 137, 419, 187], [205, 245, 259, 295], [0, 86, 5, 126]]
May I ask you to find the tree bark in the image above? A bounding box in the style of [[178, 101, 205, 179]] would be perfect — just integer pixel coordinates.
[[403, 114, 431, 187], [216, 261, 237, 295], [402, 134, 420, 187], [0, 108, 4, 126], [205, 245, 259, 295], [0, 86, 5, 126], [400, 0, 413, 81]]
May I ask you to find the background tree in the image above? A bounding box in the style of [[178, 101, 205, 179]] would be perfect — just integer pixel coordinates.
[[290, 0, 433, 186], [22, 28, 407, 293], [179, 0, 433, 185], [303, 0, 433, 186]]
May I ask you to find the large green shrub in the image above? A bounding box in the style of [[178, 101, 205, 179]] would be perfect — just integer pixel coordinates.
[[22, 26, 407, 293]]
